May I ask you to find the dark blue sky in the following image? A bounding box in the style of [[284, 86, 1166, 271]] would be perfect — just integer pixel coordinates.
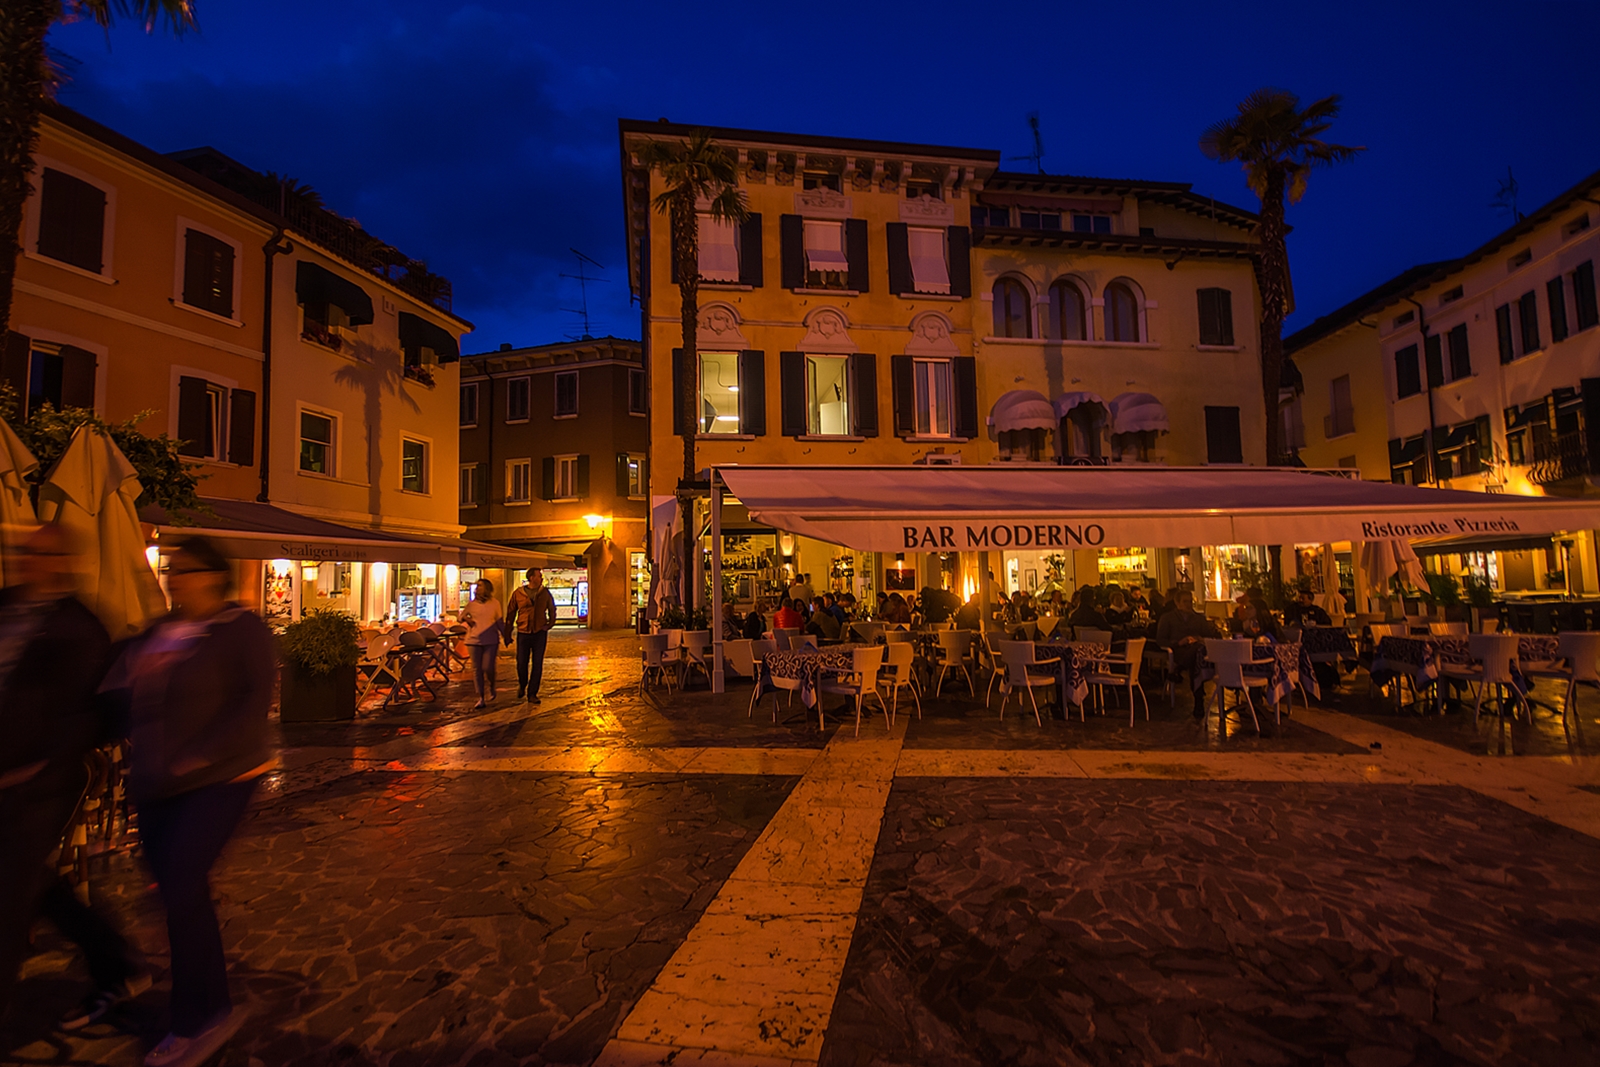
[[49, 1, 1600, 352]]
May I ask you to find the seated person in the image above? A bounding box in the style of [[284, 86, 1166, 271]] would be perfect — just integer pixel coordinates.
[[1004, 590, 1038, 625], [824, 593, 849, 628], [806, 596, 842, 640], [1283, 588, 1332, 627], [920, 585, 962, 625], [741, 602, 767, 641], [1069, 588, 1109, 631], [883, 592, 912, 625], [1236, 602, 1279, 641], [954, 596, 981, 630], [773, 598, 804, 631], [1104, 590, 1135, 631], [1155, 588, 1219, 718], [721, 601, 743, 641]]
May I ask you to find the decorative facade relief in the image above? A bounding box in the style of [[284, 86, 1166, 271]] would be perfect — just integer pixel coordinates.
[[905, 311, 961, 356], [698, 302, 749, 349], [794, 189, 853, 219], [899, 196, 955, 223], [799, 307, 856, 353]]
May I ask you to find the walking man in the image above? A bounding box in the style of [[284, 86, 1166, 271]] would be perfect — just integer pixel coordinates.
[[507, 568, 558, 704]]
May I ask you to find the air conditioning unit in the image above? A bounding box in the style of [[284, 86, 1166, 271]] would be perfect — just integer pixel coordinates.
[[919, 452, 962, 466]]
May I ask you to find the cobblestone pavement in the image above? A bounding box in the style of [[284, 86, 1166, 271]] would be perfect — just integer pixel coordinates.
[[5, 628, 1600, 1066]]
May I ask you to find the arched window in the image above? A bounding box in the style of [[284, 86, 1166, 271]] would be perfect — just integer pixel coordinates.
[[992, 278, 1031, 338], [1104, 282, 1140, 342], [1046, 280, 1087, 341]]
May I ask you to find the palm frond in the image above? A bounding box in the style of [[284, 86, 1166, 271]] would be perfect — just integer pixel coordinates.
[[69, 0, 198, 33]]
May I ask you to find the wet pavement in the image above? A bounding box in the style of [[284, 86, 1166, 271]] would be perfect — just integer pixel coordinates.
[[5, 627, 1600, 1066]]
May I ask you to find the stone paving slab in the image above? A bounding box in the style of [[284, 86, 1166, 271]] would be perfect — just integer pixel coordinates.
[[821, 777, 1600, 1067]]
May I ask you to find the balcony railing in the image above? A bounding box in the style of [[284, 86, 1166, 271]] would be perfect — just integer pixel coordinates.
[[1529, 431, 1591, 485]]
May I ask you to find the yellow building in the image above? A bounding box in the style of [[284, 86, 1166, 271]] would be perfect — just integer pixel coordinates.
[[1288, 166, 1600, 602], [9, 104, 483, 624], [620, 120, 1267, 605]]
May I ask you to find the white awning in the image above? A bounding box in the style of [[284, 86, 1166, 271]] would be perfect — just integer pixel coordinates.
[[988, 390, 1056, 433], [713, 464, 1600, 552], [1109, 392, 1168, 434], [1054, 391, 1105, 418], [699, 217, 740, 282], [803, 219, 849, 274], [908, 226, 951, 294]]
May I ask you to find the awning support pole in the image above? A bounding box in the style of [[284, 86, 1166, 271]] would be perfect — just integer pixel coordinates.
[[711, 475, 725, 694]]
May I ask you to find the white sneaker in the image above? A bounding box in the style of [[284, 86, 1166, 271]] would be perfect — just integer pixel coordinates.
[[144, 1007, 243, 1067]]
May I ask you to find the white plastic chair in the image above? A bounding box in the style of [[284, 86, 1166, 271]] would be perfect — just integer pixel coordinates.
[[1203, 638, 1268, 734], [819, 646, 888, 736], [996, 640, 1058, 726], [850, 621, 884, 644], [724, 638, 756, 679], [883, 630, 913, 645], [933, 629, 976, 697], [681, 630, 713, 687], [774, 627, 802, 650], [1075, 627, 1112, 647], [1461, 633, 1528, 753], [978, 632, 1005, 707], [640, 634, 676, 694], [792, 633, 819, 651], [1480, 618, 1501, 634], [1526, 632, 1600, 742], [1087, 637, 1148, 726], [1429, 621, 1468, 637], [357, 631, 399, 704], [879, 641, 922, 723]]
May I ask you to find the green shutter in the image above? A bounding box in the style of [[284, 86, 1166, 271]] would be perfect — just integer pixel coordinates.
[[779, 352, 806, 436], [849, 353, 877, 437], [738, 350, 766, 435], [891, 355, 915, 437], [176, 376, 210, 458], [779, 215, 804, 289]]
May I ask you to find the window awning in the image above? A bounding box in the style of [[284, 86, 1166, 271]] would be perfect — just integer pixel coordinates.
[[1109, 392, 1168, 434], [295, 261, 374, 326], [907, 227, 951, 294], [1054, 391, 1105, 418], [398, 312, 460, 363], [714, 464, 1600, 552], [988, 390, 1056, 433], [1412, 532, 1555, 557], [699, 217, 741, 282], [803, 220, 848, 273]]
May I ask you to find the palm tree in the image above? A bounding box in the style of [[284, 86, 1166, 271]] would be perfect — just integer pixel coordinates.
[[1, 1, 197, 337], [638, 130, 747, 608], [1201, 88, 1362, 465]]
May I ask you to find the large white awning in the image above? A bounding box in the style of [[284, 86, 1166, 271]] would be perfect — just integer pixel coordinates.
[[713, 465, 1600, 552]]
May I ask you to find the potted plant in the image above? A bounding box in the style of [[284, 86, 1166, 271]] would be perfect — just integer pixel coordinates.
[[279, 609, 362, 721], [1425, 573, 1469, 622], [1463, 574, 1498, 631]]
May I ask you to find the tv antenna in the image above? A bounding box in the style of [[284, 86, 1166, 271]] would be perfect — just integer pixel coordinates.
[[560, 248, 605, 340], [1490, 166, 1523, 221], [1008, 111, 1045, 173]]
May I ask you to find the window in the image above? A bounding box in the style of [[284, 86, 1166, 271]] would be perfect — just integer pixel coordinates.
[[993, 278, 1031, 338], [905, 178, 942, 200], [1447, 323, 1471, 380], [1281, 394, 1306, 452], [299, 410, 334, 475], [1326, 375, 1355, 438], [505, 459, 532, 503], [36, 167, 106, 273], [1496, 304, 1516, 363], [301, 297, 351, 350], [907, 227, 950, 294], [1566, 215, 1591, 239], [1393, 310, 1415, 327], [1018, 210, 1061, 231], [401, 437, 428, 493], [1576, 261, 1599, 332], [1072, 214, 1112, 234], [554, 370, 578, 417], [912, 359, 952, 437], [971, 206, 1009, 227], [1548, 277, 1569, 344], [459, 464, 479, 507], [1204, 406, 1243, 464], [805, 354, 851, 436], [460, 382, 479, 427], [802, 219, 848, 288], [506, 376, 530, 421], [181, 229, 235, 317], [1439, 286, 1463, 305], [1518, 290, 1541, 353], [177, 376, 227, 460], [698, 351, 741, 434], [1197, 288, 1234, 346], [1046, 280, 1087, 341], [622, 453, 646, 497], [698, 214, 740, 282], [1394, 344, 1422, 398], [1104, 282, 1139, 342], [802, 170, 841, 192], [628, 368, 647, 415], [1508, 249, 1532, 271], [550, 455, 578, 499]]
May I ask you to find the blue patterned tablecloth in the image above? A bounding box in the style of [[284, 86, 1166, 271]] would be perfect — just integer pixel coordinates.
[[757, 643, 868, 709]]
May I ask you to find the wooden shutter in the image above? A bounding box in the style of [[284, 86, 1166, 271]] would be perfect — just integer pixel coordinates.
[[739, 214, 763, 287], [1394, 345, 1421, 398], [779, 215, 804, 289], [177, 375, 210, 457], [886, 223, 912, 295], [183, 230, 235, 317], [36, 168, 105, 273], [1575, 261, 1599, 331], [1496, 304, 1515, 363], [671, 348, 686, 435], [475, 464, 489, 505], [946, 226, 972, 298], [575, 454, 590, 498], [1548, 277, 1569, 343], [541, 457, 555, 500], [1423, 334, 1443, 388], [2, 331, 29, 396], [845, 218, 869, 292], [952, 356, 979, 439], [779, 352, 806, 436], [849, 353, 877, 437], [1197, 289, 1220, 345], [229, 388, 256, 466], [1447, 323, 1471, 380], [1204, 406, 1243, 464], [891, 355, 915, 437], [616, 452, 631, 497], [59, 345, 95, 409], [738, 350, 766, 435], [1215, 288, 1234, 346], [1519, 291, 1540, 352]]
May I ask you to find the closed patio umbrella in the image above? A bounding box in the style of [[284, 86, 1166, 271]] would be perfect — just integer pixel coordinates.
[[0, 417, 39, 586], [1359, 540, 1427, 597], [37, 425, 164, 638]]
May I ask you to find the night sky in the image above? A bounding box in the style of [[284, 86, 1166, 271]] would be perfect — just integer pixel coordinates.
[[46, 1, 1600, 352]]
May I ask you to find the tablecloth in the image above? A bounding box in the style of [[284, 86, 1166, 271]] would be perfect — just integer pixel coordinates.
[[1300, 626, 1357, 663], [757, 642, 868, 709]]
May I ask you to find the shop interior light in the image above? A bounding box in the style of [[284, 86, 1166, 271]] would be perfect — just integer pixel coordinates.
[[272, 559, 293, 579], [444, 564, 459, 587], [302, 563, 320, 582], [714, 415, 740, 422], [145, 546, 160, 572]]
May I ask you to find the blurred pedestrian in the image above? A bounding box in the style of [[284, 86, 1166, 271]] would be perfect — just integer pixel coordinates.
[[0, 524, 141, 1027], [460, 577, 507, 708], [114, 536, 276, 1066], [506, 568, 557, 705]]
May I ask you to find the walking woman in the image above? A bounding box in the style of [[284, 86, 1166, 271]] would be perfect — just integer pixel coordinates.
[[115, 536, 276, 1066], [460, 577, 508, 708]]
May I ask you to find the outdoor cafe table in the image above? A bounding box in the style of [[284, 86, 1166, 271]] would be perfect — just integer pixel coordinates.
[[1032, 640, 1111, 707], [1372, 634, 1560, 698], [1300, 626, 1357, 664], [756, 642, 869, 712], [1198, 640, 1318, 709]]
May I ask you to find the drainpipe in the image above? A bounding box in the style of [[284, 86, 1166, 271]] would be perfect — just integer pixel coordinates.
[[1404, 297, 1440, 485], [259, 230, 294, 502]]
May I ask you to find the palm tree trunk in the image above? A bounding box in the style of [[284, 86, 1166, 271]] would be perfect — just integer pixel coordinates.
[[0, 2, 54, 338], [1254, 170, 1289, 466], [671, 193, 699, 610]]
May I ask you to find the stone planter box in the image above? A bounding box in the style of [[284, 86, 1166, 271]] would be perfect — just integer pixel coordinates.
[[280, 663, 357, 722]]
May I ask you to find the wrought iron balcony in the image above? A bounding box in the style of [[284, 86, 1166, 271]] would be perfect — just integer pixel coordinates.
[[1528, 431, 1591, 485]]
